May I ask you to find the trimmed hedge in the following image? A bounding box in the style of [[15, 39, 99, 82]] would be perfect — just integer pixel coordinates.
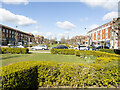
[[2, 61, 119, 89], [99, 49, 120, 55], [50, 49, 75, 55], [75, 50, 120, 57], [2, 62, 38, 89], [1, 47, 29, 54]]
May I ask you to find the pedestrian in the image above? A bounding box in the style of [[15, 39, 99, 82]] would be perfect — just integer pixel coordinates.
[[88, 45, 90, 50], [92, 44, 95, 50], [78, 44, 80, 50]]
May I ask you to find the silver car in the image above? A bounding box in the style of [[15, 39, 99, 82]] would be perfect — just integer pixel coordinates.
[[31, 45, 48, 50]]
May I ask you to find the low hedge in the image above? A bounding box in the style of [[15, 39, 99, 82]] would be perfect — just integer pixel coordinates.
[[1, 47, 29, 54], [2, 62, 38, 89], [75, 50, 120, 57], [99, 49, 120, 55], [2, 61, 119, 89], [50, 49, 75, 55]]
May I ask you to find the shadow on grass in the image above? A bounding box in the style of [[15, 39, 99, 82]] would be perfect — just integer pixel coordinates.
[[2, 52, 32, 60], [2, 55, 22, 60]]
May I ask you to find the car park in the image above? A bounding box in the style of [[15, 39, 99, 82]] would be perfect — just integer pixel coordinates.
[[31, 45, 48, 50], [52, 45, 68, 49]]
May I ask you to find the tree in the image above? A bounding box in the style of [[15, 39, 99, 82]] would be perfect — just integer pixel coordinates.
[[112, 18, 120, 49]]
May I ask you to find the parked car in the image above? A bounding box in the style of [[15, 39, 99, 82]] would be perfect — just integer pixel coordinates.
[[95, 46, 109, 50], [17, 45, 25, 48], [31, 45, 48, 50], [52, 45, 68, 49], [74, 46, 88, 50]]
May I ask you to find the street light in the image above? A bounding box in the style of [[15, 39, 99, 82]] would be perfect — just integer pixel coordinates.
[[15, 26, 18, 46]]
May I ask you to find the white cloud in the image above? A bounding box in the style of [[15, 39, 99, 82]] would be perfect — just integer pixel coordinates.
[[89, 24, 99, 30], [56, 21, 76, 30], [0, 0, 29, 5], [0, 8, 37, 26], [35, 25, 40, 29], [31, 30, 40, 35], [46, 32, 52, 37], [80, 0, 119, 11], [80, 17, 88, 21], [85, 17, 88, 21], [64, 31, 70, 34], [102, 12, 118, 21]]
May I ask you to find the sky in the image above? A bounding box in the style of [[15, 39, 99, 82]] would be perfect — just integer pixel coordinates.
[[0, 0, 119, 40]]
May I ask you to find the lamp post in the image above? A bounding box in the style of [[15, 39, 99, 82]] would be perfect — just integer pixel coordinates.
[[15, 26, 18, 46]]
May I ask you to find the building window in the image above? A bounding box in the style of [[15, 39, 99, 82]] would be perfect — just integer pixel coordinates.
[[12, 31, 14, 34], [9, 30, 11, 34], [106, 33, 108, 39], [100, 30, 102, 39], [6, 34, 8, 37], [3, 29, 5, 33], [106, 28, 108, 39], [12, 35, 14, 38], [6, 29, 8, 33], [0, 26, 1, 31]]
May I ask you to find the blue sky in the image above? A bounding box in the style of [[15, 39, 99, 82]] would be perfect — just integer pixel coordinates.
[[0, 1, 118, 40]]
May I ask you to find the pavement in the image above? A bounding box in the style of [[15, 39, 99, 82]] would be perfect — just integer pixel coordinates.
[[29, 50, 50, 53]]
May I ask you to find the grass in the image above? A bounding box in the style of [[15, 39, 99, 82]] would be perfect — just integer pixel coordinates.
[[1, 53, 96, 66]]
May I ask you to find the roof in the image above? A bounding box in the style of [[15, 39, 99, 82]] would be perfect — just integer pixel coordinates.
[[1, 24, 33, 36], [87, 19, 115, 34]]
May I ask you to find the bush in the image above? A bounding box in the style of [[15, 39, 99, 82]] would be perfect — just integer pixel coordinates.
[[2, 61, 39, 89], [1, 47, 29, 54], [75, 50, 120, 57], [2, 61, 119, 89], [50, 49, 75, 55], [99, 49, 120, 55], [114, 49, 120, 54]]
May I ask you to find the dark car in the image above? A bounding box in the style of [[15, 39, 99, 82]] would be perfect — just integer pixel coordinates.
[[95, 46, 109, 50], [52, 45, 68, 49]]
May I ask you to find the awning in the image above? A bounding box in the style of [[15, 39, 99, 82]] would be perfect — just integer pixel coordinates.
[[9, 38, 15, 41]]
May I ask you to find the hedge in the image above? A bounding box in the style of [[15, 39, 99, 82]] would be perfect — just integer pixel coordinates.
[[2, 61, 119, 89], [2, 62, 38, 89], [1, 47, 29, 54], [75, 50, 120, 57], [50, 49, 120, 57], [99, 49, 120, 55], [50, 49, 75, 55]]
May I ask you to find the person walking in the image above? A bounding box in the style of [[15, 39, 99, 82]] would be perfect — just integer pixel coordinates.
[[78, 44, 80, 50], [88, 45, 90, 50], [92, 44, 95, 50]]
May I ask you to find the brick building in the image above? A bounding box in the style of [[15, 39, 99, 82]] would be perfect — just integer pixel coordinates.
[[74, 36, 86, 45], [35, 35, 44, 44], [0, 24, 35, 46], [86, 18, 119, 49]]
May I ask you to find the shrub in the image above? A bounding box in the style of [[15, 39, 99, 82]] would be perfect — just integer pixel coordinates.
[[75, 50, 120, 57], [2, 61, 39, 89], [1, 47, 29, 54], [50, 49, 75, 55], [2, 61, 119, 89], [99, 49, 120, 55]]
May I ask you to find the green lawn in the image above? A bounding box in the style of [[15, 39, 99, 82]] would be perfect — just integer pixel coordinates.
[[2, 53, 96, 66]]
